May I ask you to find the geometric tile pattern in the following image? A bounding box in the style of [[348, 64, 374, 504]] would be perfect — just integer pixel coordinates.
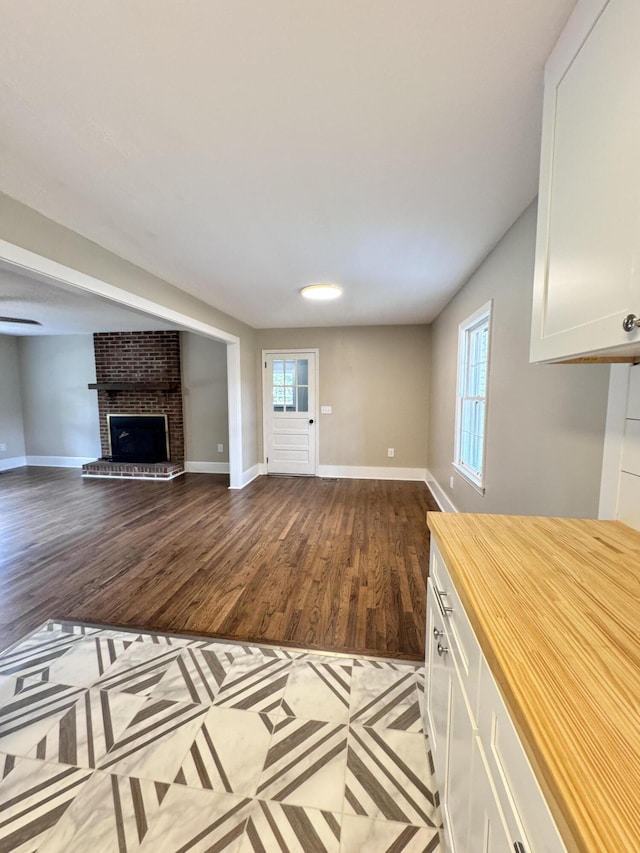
[[0, 755, 93, 853], [350, 667, 423, 732], [256, 717, 348, 812], [213, 654, 292, 713], [0, 680, 86, 757], [242, 799, 342, 852], [38, 771, 169, 852], [27, 688, 145, 767], [174, 707, 276, 795], [345, 725, 438, 826], [0, 619, 442, 852], [92, 647, 184, 695], [281, 660, 352, 723]]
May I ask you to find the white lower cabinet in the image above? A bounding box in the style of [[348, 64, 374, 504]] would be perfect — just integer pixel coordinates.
[[426, 578, 474, 852], [444, 650, 475, 853], [469, 736, 514, 852], [425, 543, 566, 853], [425, 578, 454, 790]]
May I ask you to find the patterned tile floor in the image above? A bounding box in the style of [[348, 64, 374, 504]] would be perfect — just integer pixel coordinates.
[[0, 621, 442, 852]]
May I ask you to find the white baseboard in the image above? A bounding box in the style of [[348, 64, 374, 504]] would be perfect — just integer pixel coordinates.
[[425, 470, 458, 512], [26, 456, 96, 468], [185, 461, 230, 474], [317, 465, 427, 481], [232, 463, 429, 486], [228, 463, 261, 490], [0, 456, 27, 471]]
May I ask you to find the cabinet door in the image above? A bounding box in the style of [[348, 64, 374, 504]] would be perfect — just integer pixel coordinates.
[[444, 653, 476, 853], [426, 580, 474, 853], [425, 580, 453, 790], [531, 0, 640, 362], [469, 736, 516, 853], [477, 659, 567, 852]]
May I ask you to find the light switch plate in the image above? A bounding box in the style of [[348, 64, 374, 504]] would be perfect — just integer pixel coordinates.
[[321, 406, 332, 414]]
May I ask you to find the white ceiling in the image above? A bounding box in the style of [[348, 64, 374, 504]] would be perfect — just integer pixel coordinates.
[[0, 1, 576, 329], [0, 267, 178, 336]]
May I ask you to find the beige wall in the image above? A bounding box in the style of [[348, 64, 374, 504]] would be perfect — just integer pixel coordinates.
[[0, 335, 26, 462], [18, 335, 100, 458], [257, 326, 430, 469], [428, 203, 610, 517], [181, 332, 229, 463], [0, 191, 259, 471]]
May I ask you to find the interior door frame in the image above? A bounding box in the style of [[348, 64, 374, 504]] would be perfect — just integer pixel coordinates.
[[262, 348, 320, 476]]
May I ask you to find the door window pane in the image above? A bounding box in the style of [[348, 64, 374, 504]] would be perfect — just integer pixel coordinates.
[[285, 360, 296, 385], [272, 356, 310, 413]]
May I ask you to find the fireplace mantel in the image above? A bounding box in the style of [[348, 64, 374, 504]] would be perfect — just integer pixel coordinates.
[[88, 382, 179, 392]]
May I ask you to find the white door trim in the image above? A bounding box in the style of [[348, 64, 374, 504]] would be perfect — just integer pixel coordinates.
[[262, 348, 319, 476], [0, 238, 244, 489]]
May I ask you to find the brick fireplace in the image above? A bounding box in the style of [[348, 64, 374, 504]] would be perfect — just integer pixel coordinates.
[[82, 331, 185, 480]]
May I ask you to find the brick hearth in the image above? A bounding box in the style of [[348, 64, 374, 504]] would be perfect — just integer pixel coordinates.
[[82, 460, 184, 480]]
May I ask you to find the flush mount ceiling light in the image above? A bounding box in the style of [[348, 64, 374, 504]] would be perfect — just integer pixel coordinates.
[[300, 283, 343, 301], [0, 316, 41, 325]]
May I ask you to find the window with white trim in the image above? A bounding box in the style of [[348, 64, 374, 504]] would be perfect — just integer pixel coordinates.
[[454, 302, 491, 491]]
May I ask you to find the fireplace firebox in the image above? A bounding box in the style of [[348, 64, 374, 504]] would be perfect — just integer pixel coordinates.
[[107, 414, 169, 463]]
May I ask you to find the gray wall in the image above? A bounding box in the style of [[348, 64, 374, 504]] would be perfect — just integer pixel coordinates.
[[18, 335, 100, 459], [0, 191, 258, 472], [181, 333, 229, 463], [257, 326, 430, 469], [0, 335, 26, 461], [14, 332, 230, 465], [428, 203, 610, 517]]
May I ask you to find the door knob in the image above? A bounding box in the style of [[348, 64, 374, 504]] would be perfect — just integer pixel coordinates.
[[622, 313, 640, 332], [309, 419, 314, 424]]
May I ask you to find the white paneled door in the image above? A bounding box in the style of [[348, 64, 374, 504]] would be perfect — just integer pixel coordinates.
[[263, 351, 317, 476]]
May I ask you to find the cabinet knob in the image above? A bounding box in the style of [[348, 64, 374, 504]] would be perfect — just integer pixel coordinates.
[[622, 313, 640, 332], [433, 627, 444, 640], [437, 642, 448, 657]]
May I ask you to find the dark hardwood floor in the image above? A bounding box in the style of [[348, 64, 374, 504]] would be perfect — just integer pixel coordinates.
[[0, 467, 439, 659]]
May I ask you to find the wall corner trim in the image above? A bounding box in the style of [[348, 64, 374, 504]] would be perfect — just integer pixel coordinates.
[[229, 463, 261, 490], [425, 471, 458, 512]]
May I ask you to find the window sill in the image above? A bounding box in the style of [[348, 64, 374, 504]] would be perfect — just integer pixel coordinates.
[[452, 463, 486, 495]]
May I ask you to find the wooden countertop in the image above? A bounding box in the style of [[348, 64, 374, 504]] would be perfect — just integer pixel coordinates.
[[427, 513, 640, 853]]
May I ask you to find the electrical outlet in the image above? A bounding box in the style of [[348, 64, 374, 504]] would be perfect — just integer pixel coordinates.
[[217, 443, 224, 453], [387, 448, 394, 458], [450, 476, 454, 489], [0, 443, 5, 452]]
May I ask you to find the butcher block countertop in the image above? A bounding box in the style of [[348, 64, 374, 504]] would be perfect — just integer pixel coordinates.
[[427, 513, 640, 853]]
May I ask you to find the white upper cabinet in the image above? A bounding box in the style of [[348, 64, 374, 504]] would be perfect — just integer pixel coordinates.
[[531, 0, 640, 362]]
